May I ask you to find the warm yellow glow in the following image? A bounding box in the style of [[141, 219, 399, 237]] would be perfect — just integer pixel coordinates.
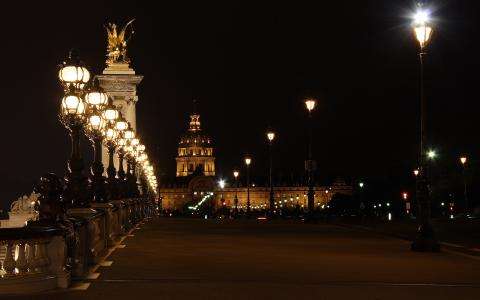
[[305, 99, 316, 112], [131, 138, 140, 146], [103, 108, 119, 122], [245, 157, 252, 166], [104, 127, 117, 141], [62, 95, 85, 115], [85, 91, 108, 106], [124, 129, 135, 140], [117, 138, 126, 147], [58, 65, 90, 86], [414, 25, 433, 48], [267, 131, 275, 142], [233, 170, 239, 178], [427, 150, 436, 159], [88, 114, 105, 131], [460, 156, 467, 165], [116, 119, 128, 131], [413, 9, 433, 48], [137, 144, 146, 152], [413, 169, 419, 176]]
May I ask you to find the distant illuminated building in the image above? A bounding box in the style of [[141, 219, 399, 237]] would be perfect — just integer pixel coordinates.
[[176, 106, 215, 177], [160, 106, 352, 212]]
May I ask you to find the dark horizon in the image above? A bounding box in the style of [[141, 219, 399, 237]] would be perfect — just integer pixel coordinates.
[[1, 0, 479, 208]]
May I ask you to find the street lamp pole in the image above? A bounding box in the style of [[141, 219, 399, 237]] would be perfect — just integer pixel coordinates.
[[245, 156, 252, 217], [460, 156, 468, 214], [411, 5, 439, 251], [304, 99, 316, 218], [233, 170, 239, 217], [267, 131, 275, 216], [58, 51, 91, 208]]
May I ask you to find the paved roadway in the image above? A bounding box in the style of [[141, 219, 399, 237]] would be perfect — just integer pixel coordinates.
[[9, 218, 480, 300]]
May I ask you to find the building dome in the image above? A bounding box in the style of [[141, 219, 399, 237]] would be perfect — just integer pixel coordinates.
[[176, 111, 215, 177]]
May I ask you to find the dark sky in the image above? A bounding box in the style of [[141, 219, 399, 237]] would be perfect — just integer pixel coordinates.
[[1, 1, 479, 208]]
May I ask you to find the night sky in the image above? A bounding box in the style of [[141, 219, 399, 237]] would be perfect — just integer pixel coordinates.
[[1, 1, 479, 208]]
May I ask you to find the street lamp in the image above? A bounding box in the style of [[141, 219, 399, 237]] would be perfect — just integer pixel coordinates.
[[85, 105, 107, 203], [58, 52, 90, 208], [233, 170, 239, 216], [460, 156, 469, 214], [304, 98, 317, 219], [244, 156, 252, 216], [103, 123, 119, 199], [427, 149, 436, 160], [411, 3, 439, 251], [266, 130, 275, 216], [116, 135, 128, 197], [84, 84, 109, 203]]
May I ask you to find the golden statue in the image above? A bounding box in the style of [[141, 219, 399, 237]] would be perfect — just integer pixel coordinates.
[[105, 19, 135, 65]]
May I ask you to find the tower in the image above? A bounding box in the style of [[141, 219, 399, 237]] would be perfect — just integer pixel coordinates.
[[95, 20, 143, 171], [176, 105, 215, 177]]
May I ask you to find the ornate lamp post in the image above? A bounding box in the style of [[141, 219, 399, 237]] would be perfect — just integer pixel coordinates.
[[304, 98, 316, 218], [103, 123, 119, 200], [411, 4, 439, 251], [84, 84, 109, 203], [460, 156, 468, 214], [116, 135, 128, 198], [266, 130, 275, 216], [244, 156, 252, 217], [233, 170, 239, 216], [58, 52, 90, 208]]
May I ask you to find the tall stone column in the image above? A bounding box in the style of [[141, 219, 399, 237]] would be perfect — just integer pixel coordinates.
[[96, 63, 143, 174]]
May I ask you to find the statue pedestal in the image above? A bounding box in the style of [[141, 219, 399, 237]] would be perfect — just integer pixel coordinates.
[[103, 62, 136, 75], [0, 213, 38, 228]]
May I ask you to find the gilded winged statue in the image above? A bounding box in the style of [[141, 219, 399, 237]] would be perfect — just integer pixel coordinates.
[[105, 19, 135, 65]]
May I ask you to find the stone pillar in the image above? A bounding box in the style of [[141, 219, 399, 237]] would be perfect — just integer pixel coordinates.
[[96, 63, 143, 174]]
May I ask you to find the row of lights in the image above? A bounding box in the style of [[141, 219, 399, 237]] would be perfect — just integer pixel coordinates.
[[57, 51, 157, 206]]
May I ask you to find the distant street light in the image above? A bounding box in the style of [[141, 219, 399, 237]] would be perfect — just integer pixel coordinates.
[[304, 98, 317, 219], [410, 3, 439, 252], [244, 156, 252, 216], [427, 149, 437, 160], [460, 156, 469, 214], [233, 170, 239, 216], [266, 130, 275, 216], [359, 182, 364, 188], [413, 169, 419, 177]]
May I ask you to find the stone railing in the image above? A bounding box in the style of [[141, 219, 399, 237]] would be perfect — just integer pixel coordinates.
[[0, 197, 156, 295]]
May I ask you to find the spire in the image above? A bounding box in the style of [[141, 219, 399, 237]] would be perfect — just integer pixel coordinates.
[[189, 99, 201, 132]]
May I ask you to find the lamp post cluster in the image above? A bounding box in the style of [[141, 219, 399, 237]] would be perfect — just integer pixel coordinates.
[[229, 98, 317, 219], [57, 51, 158, 208]]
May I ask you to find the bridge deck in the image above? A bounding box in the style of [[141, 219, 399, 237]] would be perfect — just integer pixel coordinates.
[[9, 218, 480, 300]]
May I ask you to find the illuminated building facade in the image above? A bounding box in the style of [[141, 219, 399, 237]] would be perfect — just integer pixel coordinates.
[[175, 110, 215, 177], [160, 108, 352, 212]]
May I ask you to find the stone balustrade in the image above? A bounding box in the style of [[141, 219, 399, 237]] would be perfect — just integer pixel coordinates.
[[0, 197, 156, 295]]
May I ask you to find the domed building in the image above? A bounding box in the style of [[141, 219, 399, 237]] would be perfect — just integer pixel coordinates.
[[175, 110, 215, 177], [159, 105, 352, 214]]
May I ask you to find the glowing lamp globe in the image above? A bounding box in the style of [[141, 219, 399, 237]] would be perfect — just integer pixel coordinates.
[[460, 157, 467, 165], [115, 116, 128, 131], [305, 98, 316, 112], [267, 131, 275, 142], [124, 128, 135, 140], [104, 127, 118, 142], [413, 9, 433, 48], [245, 157, 252, 166], [85, 90, 108, 107], [233, 170, 239, 178], [61, 95, 85, 116], [58, 54, 90, 90], [88, 114, 105, 131]]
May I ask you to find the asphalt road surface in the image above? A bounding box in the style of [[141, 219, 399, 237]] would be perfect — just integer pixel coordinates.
[[7, 218, 480, 300]]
